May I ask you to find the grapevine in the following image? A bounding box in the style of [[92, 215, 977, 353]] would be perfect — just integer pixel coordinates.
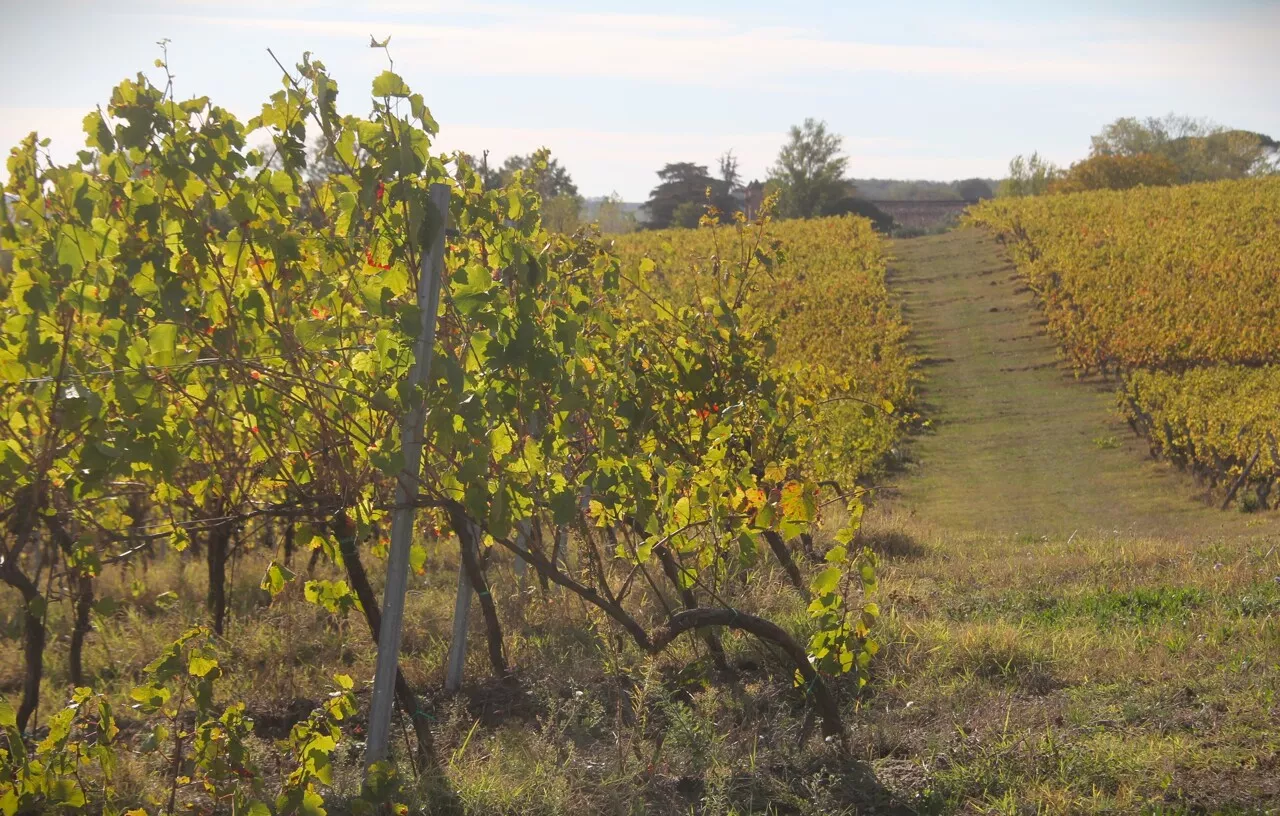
[[0, 50, 908, 810], [968, 178, 1280, 507]]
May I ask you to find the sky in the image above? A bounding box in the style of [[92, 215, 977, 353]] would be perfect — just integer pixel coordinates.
[[1, 0, 1277, 200]]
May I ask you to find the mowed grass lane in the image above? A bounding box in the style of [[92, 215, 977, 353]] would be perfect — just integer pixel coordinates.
[[850, 227, 1280, 812], [881, 227, 1278, 540]]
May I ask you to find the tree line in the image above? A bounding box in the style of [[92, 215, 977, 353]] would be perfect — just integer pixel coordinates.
[[429, 112, 1277, 233], [458, 119, 865, 233], [460, 119, 993, 234], [1000, 114, 1279, 198]]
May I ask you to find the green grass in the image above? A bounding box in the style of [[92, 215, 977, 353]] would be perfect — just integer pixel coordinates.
[[853, 510, 1280, 813]]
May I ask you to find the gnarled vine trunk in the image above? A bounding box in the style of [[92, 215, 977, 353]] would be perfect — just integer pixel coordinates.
[[448, 508, 508, 679], [281, 520, 295, 567], [651, 608, 844, 739], [798, 532, 822, 564], [69, 571, 94, 686], [763, 530, 809, 598], [473, 502, 846, 741], [206, 520, 232, 636], [655, 543, 730, 673], [44, 513, 97, 689], [1, 563, 45, 733]]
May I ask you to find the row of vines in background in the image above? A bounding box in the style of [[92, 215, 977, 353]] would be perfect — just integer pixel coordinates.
[[967, 178, 1280, 509], [615, 215, 914, 483], [0, 48, 908, 813], [1123, 367, 1280, 511]]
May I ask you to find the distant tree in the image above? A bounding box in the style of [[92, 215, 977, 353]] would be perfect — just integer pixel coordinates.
[[719, 150, 741, 189], [305, 135, 347, 185], [769, 118, 851, 218], [494, 151, 580, 199], [1048, 152, 1179, 194], [478, 149, 584, 231], [893, 182, 958, 201], [848, 178, 984, 201], [953, 178, 995, 201], [541, 195, 583, 233], [1167, 129, 1279, 181], [1090, 115, 1278, 182], [718, 150, 749, 214], [642, 162, 734, 229], [997, 153, 1061, 197], [593, 192, 638, 234], [1090, 114, 1204, 158], [671, 201, 705, 229]]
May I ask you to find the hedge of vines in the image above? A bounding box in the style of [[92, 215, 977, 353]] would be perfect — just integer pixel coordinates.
[[615, 215, 915, 483], [0, 52, 903, 812], [968, 179, 1280, 509]]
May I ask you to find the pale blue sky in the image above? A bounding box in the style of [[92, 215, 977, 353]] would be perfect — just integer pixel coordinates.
[[2, 0, 1277, 199]]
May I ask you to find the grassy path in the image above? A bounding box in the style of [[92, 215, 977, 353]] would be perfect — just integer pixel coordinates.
[[849, 228, 1280, 811], [882, 227, 1276, 539]]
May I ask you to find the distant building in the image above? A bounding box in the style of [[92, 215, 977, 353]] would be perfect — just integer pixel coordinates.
[[743, 181, 766, 221], [866, 199, 978, 232]]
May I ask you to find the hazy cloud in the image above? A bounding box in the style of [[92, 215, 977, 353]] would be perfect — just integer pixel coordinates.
[[4, 3, 1277, 197], [170, 9, 1279, 87]]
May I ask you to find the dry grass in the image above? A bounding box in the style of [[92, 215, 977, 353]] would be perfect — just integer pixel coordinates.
[[3, 506, 1278, 813], [1, 535, 912, 814]]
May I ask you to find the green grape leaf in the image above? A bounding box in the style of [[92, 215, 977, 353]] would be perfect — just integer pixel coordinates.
[[148, 323, 178, 367], [372, 70, 411, 98], [812, 566, 842, 597], [261, 561, 297, 597], [188, 655, 219, 677]]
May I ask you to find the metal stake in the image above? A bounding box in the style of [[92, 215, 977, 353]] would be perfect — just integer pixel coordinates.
[[364, 183, 450, 768]]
